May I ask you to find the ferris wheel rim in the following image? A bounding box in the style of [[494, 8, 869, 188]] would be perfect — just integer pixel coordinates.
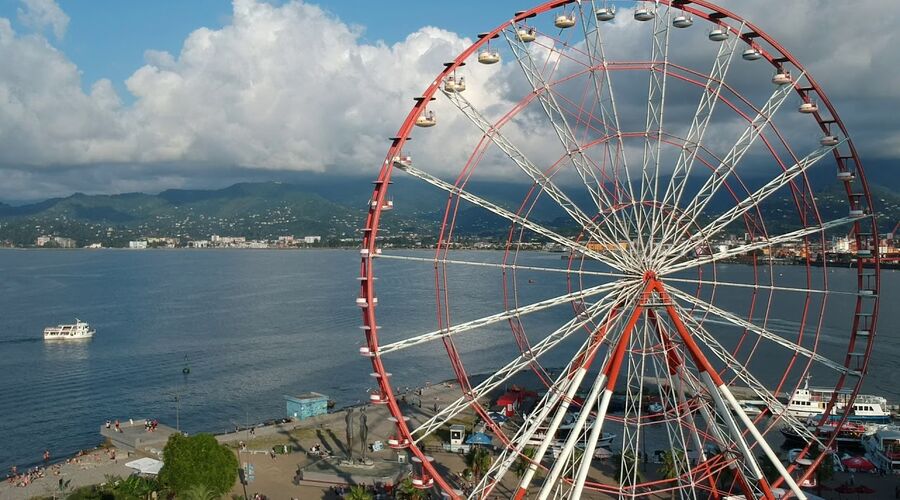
[[359, 1, 881, 498]]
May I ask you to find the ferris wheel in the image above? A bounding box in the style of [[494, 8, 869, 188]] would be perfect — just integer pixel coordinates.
[[358, 1, 880, 499]]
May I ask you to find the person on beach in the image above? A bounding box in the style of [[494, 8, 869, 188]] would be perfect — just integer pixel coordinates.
[[105, 420, 111, 429], [114, 419, 121, 433], [43, 450, 50, 463]]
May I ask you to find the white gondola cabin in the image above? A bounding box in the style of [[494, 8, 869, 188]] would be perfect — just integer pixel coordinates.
[[708, 28, 728, 41], [673, 15, 693, 28], [742, 48, 762, 60], [772, 71, 792, 85], [595, 7, 616, 21], [836, 171, 855, 182], [820, 135, 839, 147], [634, 7, 655, 21], [478, 49, 500, 64], [415, 110, 436, 127], [517, 26, 536, 42], [554, 14, 576, 29], [798, 102, 818, 114]]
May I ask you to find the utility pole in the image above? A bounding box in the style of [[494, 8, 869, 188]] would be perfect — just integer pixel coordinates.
[[174, 393, 180, 432]]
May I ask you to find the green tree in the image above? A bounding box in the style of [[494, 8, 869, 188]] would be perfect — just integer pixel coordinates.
[[158, 433, 238, 497], [659, 450, 685, 480], [395, 477, 427, 500], [513, 447, 537, 479], [465, 446, 493, 480], [815, 452, 834, 496], [344, 485, 374, 500]]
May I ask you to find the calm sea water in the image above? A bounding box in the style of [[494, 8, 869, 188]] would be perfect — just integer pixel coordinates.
[[0, 249, 896, 470]]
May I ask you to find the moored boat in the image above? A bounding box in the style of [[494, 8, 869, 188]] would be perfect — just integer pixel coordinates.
[[43, 319, 95, 340], [862, 425, 900, 473], [785, 375, 891, 423]]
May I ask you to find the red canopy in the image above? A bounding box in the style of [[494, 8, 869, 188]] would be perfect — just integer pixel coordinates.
[[841, 456, 876, 472]]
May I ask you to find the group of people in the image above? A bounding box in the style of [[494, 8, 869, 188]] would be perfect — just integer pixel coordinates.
[[104, 419, 123, 433], [5, 463, 58, 488], [307, 443, 328, 457], [144, 419, 159, 432]]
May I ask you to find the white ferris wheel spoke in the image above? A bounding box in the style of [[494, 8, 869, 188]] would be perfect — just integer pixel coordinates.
[[580, 1, 639, 216], [663, 276, 852, 297], [640, 2, 673, 263], [376, 279, 627, 356], [652, 23, 743, 264], [383, 275, 621, 359], [408, 285, 634, 442], [667, 286, 858, 377], [376, 252, 632, 280], [439, 89, 638, 271], [503, 27, 636, 246], [662, 140, 847, 267], [653, 79, 799, 266], [393, 160, 627, 269], [661, 214, 859, 275]]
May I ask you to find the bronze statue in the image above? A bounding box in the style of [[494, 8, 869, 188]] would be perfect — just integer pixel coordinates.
[[344, 408, 354, 460], [359, 407, 369, 460]]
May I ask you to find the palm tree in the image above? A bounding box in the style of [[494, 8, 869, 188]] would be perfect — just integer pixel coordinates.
[[466, 446, 493, 480], [659, 450, 685, 499], [345, 484, 374, 500], [179, 484, 217, 500], [395, 477, 427, 500], [659, 450, 685, 480]]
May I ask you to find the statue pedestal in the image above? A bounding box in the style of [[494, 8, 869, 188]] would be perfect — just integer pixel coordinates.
[[298, 456, 408, 488]]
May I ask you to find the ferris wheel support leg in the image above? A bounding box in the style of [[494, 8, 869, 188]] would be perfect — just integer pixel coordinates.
[[512, 363, 596, 500], [657, 283, 806, 500], [512, 305, 623, 500], [536, 287, 650, 500]]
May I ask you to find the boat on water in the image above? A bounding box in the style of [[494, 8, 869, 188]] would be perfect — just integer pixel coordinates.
[[862, 425, 900, 473], [784, 375, 891, 423], [43, 319, 94, 340]]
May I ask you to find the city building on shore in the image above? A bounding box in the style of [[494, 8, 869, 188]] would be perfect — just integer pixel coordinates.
[[36, 235, 76, 248], [128, 240, 148, 249]]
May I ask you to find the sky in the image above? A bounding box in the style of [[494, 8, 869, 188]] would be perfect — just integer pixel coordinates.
[[0, 0, 897, 202]]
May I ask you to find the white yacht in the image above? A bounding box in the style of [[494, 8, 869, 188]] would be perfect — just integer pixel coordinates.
[[785, 375, 891, 423], [862, 425, 900, 473], [43, 319, 95, 340]]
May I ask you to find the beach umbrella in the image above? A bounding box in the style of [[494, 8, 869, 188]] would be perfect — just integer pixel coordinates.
[[841, 456, 875, 472], [854, 484, 875, 495], [465, 432, 493, 446]]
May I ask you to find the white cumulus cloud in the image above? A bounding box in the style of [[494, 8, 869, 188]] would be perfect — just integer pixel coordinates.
[[0, 0, 896, 200], [17, 0, 68, 40]]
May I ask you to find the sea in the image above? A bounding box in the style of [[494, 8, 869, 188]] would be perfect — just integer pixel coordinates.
[[0, 249, 896, 471]]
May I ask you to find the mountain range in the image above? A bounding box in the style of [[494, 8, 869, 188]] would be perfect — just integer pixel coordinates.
[[0, 172, 896, 247]]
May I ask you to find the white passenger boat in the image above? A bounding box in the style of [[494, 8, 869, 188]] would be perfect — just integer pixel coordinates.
[[862, 425, 900, 473], [43, 319, 95, 340], [785, 375, 891, 424]]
